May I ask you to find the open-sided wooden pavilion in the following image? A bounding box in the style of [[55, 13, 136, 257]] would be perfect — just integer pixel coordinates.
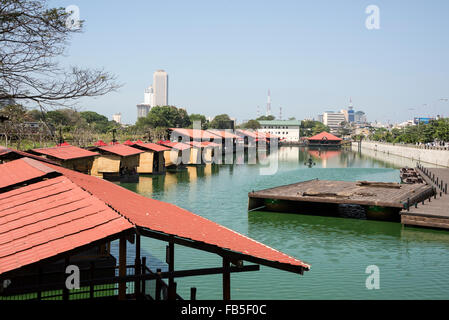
[[306, 132, 342, 149], [0, 152, 310, 301], [158, 141, 192, 170]]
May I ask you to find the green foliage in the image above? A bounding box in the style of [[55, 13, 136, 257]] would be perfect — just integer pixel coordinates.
[[189, 113, 209, 130], [136, 106, 191, 129], [369, 118, 449, 144], [243, 120, 261, 129], [300, 120, 330, 136], [257, 115, 275, 121], [209, 114, 233, 129]]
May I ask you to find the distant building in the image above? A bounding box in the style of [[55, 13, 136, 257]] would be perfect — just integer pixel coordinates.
[[153, 70, 168, 107], [414, 117, 435, 125], [354, 111, 367, 124], [323, 112, 346, 132], [136, 70, 169, 120], [113, 113, 122, 124], [258, 120, 302, 142], [317, 114, 324, 123], [137, 104, 151, 119]]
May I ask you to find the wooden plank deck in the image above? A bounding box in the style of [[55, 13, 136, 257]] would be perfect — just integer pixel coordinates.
[[401, 166, 449, 230], [249, 179, 434, 210]]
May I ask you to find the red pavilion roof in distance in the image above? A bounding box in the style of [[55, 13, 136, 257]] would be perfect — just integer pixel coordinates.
[[307, 131, 342, 141], [32, 145, 99, 161]]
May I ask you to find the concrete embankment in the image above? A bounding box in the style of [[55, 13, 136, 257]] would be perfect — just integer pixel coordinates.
[[352, 141, 449, 168]]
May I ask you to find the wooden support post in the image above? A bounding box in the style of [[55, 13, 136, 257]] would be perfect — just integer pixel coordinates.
[[118, 237, 127, 300], [222, 257, 231, 301], [89, 261, 95, 300], [191, 287, 197, 300], [156, 268, 162, 301], [135, 234, 141, 299], [167, 241, 175, 300], [141, 257, 146, 298]]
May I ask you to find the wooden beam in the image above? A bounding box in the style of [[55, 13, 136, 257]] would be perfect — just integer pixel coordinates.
[[167, 240, 175, 300], [118, 236, 127, 300], [135, 234, 141, 299], [223, 258, 231, 301]]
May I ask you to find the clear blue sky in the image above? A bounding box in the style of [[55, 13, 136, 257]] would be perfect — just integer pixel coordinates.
[[51, 0, 449, 124]]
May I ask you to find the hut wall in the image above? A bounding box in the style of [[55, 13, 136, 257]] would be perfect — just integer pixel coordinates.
[[121, 154, 140, 170], [64, 157, 95, 174], [137, 151, 155, 174], [97, 155, 121, 173], [90, 157, 104, 178], [156, 152, 166, 173], [164, 150, 174, 167], [204, 148, 213, 163], [190, 148, 201, 165]]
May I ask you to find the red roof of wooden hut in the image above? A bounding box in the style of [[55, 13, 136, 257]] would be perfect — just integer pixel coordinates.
[[0, 156, 311, 276], [31, 145, 99, 161], [123, 140, 134, 146], [94, 140, 108, 147], [97, 145, 144, 157]]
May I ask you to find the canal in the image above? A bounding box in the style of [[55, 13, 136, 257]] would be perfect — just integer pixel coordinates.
[[118, 147, 449, 300]]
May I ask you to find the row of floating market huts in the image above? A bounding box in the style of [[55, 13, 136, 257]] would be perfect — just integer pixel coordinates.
[[3, 128, 280, 182]]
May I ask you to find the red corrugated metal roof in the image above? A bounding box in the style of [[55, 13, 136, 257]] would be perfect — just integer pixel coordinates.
[[94, 140, 108, 147], [170, 128, 218, 140], [159, 141, 192, 151], [123, 140, 134, 146], [206, 130, 240, 139], [189, 141, 221, 148], [0, 147, 59, 165], [48, 164, 310, 271], [0, 168, 133, 274], [97, 145, 144, 157], [236, 129, 259, 139], [0, 158, 57, 189], [32, 145, 99, 161], [307, 132, 342, 141], [132, 142, 171, 152]]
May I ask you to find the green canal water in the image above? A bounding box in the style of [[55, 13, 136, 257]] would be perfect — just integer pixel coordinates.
[[119, 147, 449, 300]]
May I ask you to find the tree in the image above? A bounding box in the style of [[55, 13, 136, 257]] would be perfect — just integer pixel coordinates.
[[243, 120, 261, 129], [136, 106, 191, 129], [210, 114, 233, 129], [189, 113, 209, 130], [257, 115, 275, 121], [0, 0, 120, 110]]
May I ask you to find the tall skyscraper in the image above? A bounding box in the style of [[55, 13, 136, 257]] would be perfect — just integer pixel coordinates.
[[136, 70, 169, 120], [153, 70, 168, 107]]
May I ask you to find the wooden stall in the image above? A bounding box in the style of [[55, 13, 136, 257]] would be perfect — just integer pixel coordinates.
[[28, 145, 99, 174], [90, 144, 143, 182], [128, 142, 171, 174]]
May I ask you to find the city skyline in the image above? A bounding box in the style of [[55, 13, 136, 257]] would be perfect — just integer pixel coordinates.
[[49, 0, 449, 124]]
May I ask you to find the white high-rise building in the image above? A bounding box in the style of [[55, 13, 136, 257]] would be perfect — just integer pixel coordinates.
[[144, 86, 154, 106], [112, 113, 122, 124], [323, 111, 346, 132], [153, 70, 168, 107]]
